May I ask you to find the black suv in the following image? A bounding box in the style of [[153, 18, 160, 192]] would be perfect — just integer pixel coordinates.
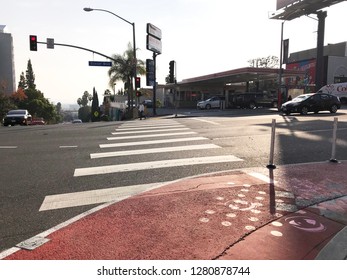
[[281, 93, 341, 115], [3, 109, 32, 126], [230, 92, 278, 109]]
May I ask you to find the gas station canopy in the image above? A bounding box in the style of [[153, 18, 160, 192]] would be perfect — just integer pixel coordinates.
[[178, 67, 304, 88]]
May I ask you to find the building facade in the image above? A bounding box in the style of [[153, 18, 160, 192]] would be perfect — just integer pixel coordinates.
[[0, 25, 16, 95], [286, 41, 347, 95]]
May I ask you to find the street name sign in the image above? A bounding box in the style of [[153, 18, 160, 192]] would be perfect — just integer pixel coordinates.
[[88, 61, 112, 67]]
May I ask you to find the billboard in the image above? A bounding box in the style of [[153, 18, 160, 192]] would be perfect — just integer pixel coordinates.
[[277, 0, 297, 10], [286, 59, 316, 87]]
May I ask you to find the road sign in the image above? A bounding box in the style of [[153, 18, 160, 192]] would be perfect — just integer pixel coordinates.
[[88, 61, 112, 67], [147, 23, 162, 40], [47, 38, 54, 49], [146, 34, 162, 54]]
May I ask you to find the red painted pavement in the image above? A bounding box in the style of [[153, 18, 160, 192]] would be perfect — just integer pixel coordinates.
[[3, 162, 347, 260]]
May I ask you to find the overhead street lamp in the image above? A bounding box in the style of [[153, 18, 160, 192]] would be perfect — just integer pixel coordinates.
[[83, 7, 137, 108]]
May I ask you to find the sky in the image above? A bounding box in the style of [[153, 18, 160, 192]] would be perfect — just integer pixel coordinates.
[[2, 0, 347, 106]]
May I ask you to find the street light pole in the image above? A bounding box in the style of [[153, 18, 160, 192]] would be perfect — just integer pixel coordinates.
[[83, 7, 137, 111]]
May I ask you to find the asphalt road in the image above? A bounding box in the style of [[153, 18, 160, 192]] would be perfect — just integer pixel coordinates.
[[1, 108, 347, 252]]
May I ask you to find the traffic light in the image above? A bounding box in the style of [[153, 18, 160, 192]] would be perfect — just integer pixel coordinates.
[[136, 91, 142, 97], [169, 60, 175, 83], [135, 77, 141, 89], [29, 35, 37, 51]]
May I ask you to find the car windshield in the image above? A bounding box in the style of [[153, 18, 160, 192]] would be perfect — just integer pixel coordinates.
[[8, 110, 26, 115], [292, 95, 312, 102]]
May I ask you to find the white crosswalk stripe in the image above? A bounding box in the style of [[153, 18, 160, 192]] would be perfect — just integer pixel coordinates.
[[82, 119, 244, 174], [99, 137, 208, 148], [74, 155, 243, 177], [91, 144, 220, 159], [40, 119, 243, 210]]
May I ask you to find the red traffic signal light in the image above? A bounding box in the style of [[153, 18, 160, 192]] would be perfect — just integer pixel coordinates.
[[29, 35, 37, 51], [135, 77, 141, 89]]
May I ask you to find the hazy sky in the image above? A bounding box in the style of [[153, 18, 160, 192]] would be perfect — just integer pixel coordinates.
[[2, 0, 347, 105]]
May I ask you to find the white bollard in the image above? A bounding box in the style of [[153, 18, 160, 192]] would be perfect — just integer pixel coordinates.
[[267, 119, 276, 169], [330, 117, 339, 163]]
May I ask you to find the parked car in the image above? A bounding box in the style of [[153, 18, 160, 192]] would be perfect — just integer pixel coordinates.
[[2, 109, 32, 126], [143, 99, 153, 108], [31, 117, 45, 125], [72, 119, 82, 123], [281, 93, 341, 115], [230, 92, 278, 109], [197, 96, 225, 109]]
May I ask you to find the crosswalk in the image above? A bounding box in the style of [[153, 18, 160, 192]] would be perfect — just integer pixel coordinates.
[[40, 119, 244, 211], [74, 119, 243, 177]]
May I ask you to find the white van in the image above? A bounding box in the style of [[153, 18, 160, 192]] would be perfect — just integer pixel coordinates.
[[318, 82, 347, 104]]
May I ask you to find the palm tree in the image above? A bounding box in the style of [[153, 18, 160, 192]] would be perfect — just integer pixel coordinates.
[[108, 43, 146, 95]]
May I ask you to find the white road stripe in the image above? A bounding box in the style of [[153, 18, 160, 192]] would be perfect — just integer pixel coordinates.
[[59, 145, 78, 148], [74, 155, 243, 177], [120, 121, 180, 128], [107, 131, 196, 140], [91, 144, 220, 159], [248, 172, 276, 184], [112, 127, 190, 135], [115, 124, 185, 131], [191, 118, 221, 125], [0, 146, 17, 149], [100, 137, 208, 148], [39, 182, 170, 211]]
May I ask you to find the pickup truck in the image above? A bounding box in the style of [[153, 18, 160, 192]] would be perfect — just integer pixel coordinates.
[[2, 109, 32, 126]]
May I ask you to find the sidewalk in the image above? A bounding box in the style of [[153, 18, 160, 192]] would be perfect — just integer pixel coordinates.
[[1, 161, 346, 260]]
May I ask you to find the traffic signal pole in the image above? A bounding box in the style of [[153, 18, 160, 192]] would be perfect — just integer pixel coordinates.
[[152, 52, 157, 116]]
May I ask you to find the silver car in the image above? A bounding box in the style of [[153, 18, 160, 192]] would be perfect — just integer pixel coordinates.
[[197, 96, 224, 110]]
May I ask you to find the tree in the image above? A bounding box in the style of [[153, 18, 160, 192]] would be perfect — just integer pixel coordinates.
[[18, 72, 26, 89], [108, 43, 146, 101], [12, 59, 60, 124], [77, 91, 92, 122], [0, 91, 15, 121], [248, 56, 279, 68], [77, 91, 92, 107], [91, 87, 100, 122], [25, 59, 36, 90]]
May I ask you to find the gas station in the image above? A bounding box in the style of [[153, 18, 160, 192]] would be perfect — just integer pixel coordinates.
[[160, 0, 346, 109]]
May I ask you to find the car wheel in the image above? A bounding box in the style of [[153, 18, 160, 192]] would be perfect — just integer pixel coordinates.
[[330, 104, 338, 113], [249, 102, 256, 109], [300, 106, 308, 115], [206, 104, 211, 110]]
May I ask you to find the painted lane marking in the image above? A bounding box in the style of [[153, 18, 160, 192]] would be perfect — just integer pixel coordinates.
[[119, 121, 180, 128], [100, 136, 208, 148], [74, 155, 243, 177], [191, 118, 221, 126], [39, 182, 170, 211], [248, 172, 276, 184], [91, 144, 220, 159], [0, 146, 18, 149], [107, 131, 196, 140], [59, 145, 78, 148], [112, 127, 189, 135], [115, 125, 185, 131]]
